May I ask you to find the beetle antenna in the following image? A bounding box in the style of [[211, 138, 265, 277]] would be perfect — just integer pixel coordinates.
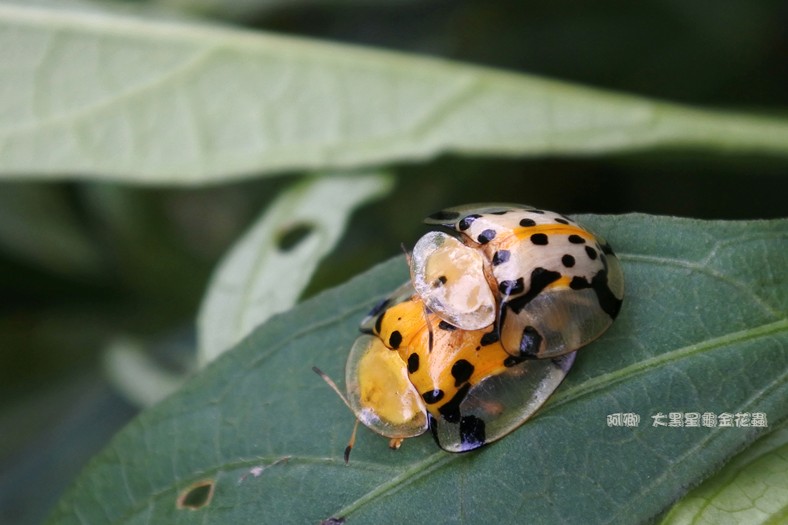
[[312, 366, 352, 411], [402, 243, 418, 285], [344, 419, 360, 464], [400, 243, 412, 265], [312, 366, 361, 464]]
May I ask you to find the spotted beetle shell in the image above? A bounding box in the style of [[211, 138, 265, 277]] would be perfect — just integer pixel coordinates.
[[340, 203, 622, 454], [350, 283, 576, 452], [421, 203, 624, 360]]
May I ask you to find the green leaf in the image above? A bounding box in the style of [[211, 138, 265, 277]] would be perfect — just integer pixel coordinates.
[[2, 2, 788, 184], [661, 425, 788, 525], [48, 215, 787, 524], [197, 172, 393, 365], [154, 0, 420, 21]]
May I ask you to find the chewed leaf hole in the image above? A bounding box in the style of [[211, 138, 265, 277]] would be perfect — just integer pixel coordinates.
[[177, 479, 215, 510], [276, 222, 315, 252]]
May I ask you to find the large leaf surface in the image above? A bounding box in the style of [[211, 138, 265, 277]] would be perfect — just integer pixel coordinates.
[[3, 2, 788, 183], [49, 215, 787, 524]]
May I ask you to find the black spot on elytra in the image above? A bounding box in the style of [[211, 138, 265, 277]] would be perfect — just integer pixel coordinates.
[[477, 229, 496, 244], [569, 276, 588, 290], [438, 320, 457, 331], [433, 275, 447, 287], [506, 267, 562, 314], [562, 254, 576, 268], [492, 250, 510, 266], [585, 246, 598, 260], [490, 210, 509, 215], [499, 277, 525, 296], [407, 353, 419, 374], [530, 209, 545, 214], [555, 218, 569, 225], [438, 383, 471, 423], [519, 326, 543, 357], [519, 218, 536, 227], [480, 331, 500, 346], [460, 415, 486, 449], [388, 330, 402, 349], [422, 389, 445, 404], [458, 214, 482, 231], [569, 271, 622, 318], [568, 234, 585, 244], [530, 233, 549, 245], [451, 359, 475, 386]]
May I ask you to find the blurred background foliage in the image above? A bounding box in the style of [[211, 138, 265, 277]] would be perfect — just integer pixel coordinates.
[[0, 0, 786, 523]]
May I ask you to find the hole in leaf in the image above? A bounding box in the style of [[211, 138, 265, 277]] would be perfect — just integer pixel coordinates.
[[177, 479, 215, 510], [276, 222, 315, 252]]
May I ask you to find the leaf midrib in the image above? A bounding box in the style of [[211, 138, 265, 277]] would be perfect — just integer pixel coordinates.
[[548, 317, 787, 411], [106, 454, 393, 525]]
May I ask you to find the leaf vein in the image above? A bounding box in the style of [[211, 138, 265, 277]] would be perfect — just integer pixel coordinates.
[[620, 252, 781, 317], [331, 453, 453, 519], [546, 318, 788, 412]]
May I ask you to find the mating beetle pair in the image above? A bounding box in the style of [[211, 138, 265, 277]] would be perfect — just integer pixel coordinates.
[[318, 204, 623, 456]]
